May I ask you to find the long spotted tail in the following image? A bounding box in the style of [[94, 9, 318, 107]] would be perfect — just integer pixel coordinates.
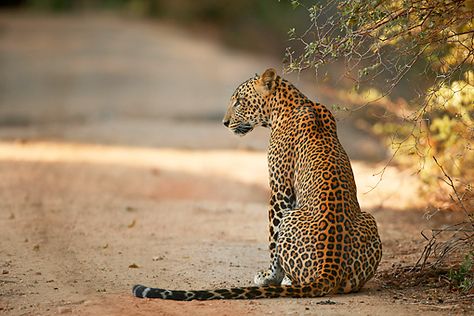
[[132, 284, 324, 300]]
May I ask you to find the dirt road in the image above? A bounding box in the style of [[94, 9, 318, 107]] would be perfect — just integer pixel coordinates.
[[0, 13, 468, 315]]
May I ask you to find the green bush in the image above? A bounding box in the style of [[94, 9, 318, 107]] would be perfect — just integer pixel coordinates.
[[448, 252, 474, 293]]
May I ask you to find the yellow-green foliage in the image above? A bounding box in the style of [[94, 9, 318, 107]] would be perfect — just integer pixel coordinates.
[[374, 72, 473, 195]]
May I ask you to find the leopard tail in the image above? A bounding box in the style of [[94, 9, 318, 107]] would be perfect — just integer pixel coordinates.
[[132, 284, 329, 300]]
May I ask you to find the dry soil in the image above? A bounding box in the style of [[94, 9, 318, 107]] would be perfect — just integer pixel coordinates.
[[0, 12, 470, 315]]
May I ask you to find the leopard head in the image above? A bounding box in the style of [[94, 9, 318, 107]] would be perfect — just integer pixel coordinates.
[[222, 68, 277, 136]]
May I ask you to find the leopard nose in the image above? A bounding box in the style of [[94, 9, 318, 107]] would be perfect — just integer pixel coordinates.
[[223, 120, 230, 127]]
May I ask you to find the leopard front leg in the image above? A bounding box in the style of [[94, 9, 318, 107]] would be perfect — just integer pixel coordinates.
[[254, 132, 296, 286], [254, 187, 296, 286]]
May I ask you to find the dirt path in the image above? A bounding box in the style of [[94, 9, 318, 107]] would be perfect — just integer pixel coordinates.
[[0, 13, 468, 315]]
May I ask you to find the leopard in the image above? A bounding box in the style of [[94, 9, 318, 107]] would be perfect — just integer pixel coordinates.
[[132, 68, 382, 300]]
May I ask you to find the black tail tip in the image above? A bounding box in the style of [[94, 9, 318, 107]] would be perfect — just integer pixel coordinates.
[[132, 284, 148, 298]]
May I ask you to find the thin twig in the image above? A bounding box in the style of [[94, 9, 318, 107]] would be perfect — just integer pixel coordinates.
[[433, 156, 472, 220]]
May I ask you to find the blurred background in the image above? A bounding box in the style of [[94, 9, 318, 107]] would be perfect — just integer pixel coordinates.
[[0, 0, 386, 159]]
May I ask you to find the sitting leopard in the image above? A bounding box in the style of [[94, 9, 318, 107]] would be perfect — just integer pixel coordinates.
[[133, 68, 382, 300]]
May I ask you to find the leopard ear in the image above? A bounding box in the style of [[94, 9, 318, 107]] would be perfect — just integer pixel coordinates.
[[256, 68, 277, 96], [261, 68, 276, 88]]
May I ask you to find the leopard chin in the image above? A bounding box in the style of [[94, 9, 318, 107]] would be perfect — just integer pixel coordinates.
[[232, 123, 254, 136]]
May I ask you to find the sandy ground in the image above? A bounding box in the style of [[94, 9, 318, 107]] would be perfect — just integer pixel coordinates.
[[0, 13, 470, 315]]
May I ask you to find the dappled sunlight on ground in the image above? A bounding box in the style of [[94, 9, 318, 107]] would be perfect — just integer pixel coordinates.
[[0, 140, 423, 210], [0, 141, 267, 186]]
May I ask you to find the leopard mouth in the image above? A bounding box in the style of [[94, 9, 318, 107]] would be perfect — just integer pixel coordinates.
[[232, 123, 254, 135]]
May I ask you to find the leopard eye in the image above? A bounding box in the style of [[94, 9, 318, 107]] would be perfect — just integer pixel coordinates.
[[233, 98, 243, 108]]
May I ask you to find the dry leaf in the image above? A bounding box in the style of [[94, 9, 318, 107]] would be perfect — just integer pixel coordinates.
[[128, 219, 136, 228]]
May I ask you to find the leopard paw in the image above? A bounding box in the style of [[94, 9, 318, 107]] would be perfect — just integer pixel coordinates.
[[254, 269, 284, 286], [281, 275, 292, 286]]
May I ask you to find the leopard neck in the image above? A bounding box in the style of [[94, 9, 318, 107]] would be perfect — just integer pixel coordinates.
[[267, 77, 310, 126], [266, 77, 338, 135], [268, 76, 305, 125]]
